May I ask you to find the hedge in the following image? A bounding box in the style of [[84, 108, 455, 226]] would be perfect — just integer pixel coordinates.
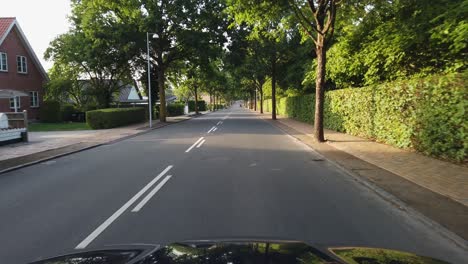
[[61, 104, 76, 122], [86, 107, 146, 129], [208, 104, 225, 111], [260, 72, 467, 162], [188, 100, 207, 112], [167, 103, 185, 116], [39, 100, 62, 122]]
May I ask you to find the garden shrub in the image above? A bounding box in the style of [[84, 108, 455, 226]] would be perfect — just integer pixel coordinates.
[[86, 107, 146, 129], [188, 100, 207, 112], [208, 104, 225, 110], [39, 100, 61, 122], [61, 104, 76, 122], [167, 103, 185, 116]]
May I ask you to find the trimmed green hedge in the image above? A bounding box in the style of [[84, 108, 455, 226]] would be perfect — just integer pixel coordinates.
[[39, 100, 62, 122], [260, 72, 467, 162], [86, 107, 146, 129], [167, 103, 185, 116], [188, 100, 207, 112], [208, 104, 225, 111]]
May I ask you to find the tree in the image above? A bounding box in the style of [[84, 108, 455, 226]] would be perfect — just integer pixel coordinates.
[[228, 0, 340, 141], [63, 0, 226, 121], [326, 0, 467, 87], [227, 1, 292, 120], [45, 0, 137, 109], [287, 0, 340, 142], [45, 64, 94, 110]]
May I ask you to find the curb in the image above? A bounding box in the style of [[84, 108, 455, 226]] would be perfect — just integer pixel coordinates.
[[0, 143, 102, 175]]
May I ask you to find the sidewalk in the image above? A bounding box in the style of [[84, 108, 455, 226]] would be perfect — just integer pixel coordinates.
[[0, 114, 194, 171]]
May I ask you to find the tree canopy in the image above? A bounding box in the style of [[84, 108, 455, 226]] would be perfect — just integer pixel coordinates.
[[45, 0, 466, 137]]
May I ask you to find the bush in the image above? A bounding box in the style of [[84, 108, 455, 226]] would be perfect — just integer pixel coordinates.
[[153, 105, 159, 119], [39, 100, 61, 122], [166, 103, 185, 117], [86, 107, 146, 129], [188, 100, 207, 112], [208, 104, 225, 111], [61, 104, 76, 122], [261, 72, 467, 162]]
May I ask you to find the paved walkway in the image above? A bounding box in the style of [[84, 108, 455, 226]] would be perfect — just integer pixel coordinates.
[[0, 115, 192, 161], [259, 113, 468, 207]]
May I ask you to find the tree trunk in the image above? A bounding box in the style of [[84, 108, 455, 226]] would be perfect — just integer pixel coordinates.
[[254, 88, 257, 111], [194, 84, 199, 114], [271, 58, 277, 120], [157, 66, 167, 122], [251, 91, 254, 109], [214, 93, 216, 111], [314, 35, 326, 142], [209, 90, 213, 111], [260, 87, 264, 114]]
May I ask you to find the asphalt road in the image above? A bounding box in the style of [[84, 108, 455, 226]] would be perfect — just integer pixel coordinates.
[[0, 105, 466, 263]]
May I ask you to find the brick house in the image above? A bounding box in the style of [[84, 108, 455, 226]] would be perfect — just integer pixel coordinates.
[[0, 17, 48, 119]]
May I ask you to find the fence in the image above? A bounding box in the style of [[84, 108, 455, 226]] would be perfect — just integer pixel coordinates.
[[1, 110, 28, 143]]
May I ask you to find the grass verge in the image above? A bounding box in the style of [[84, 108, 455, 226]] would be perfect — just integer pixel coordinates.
[[29, 122, 91, 132]]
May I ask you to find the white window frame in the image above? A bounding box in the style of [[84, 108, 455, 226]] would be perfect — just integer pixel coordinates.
[[16, 55, 27, 74], [29, 91, 39, 107], [9, 96, 21, 109], [0, 52, 7, 72]]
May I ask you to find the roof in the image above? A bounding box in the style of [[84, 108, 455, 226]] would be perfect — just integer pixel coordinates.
[[78, 79, 146, 103], [0, 18, 15, 41], [118, 84, 145, 103], [0, 89, 28, 99], [0, 17, 49, 80]]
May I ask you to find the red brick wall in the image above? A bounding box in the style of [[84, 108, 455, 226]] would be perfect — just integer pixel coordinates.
[[0, 26, 47, 119]]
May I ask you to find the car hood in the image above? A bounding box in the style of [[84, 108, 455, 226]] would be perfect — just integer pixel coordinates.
[[29, 239, 450, 264]]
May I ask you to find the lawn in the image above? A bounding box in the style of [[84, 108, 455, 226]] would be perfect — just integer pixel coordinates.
[[28, 122, 91, 132]]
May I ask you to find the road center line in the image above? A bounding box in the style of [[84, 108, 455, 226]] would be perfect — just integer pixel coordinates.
[[196, 139, 206, 148], [75, 165, 173, 249], [131, 175, 172, 212], [185, 137, 204, 153], [207, 126, 216, 133]]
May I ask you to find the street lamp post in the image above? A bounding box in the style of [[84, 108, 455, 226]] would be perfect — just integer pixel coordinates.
[[146, 32, 159, 128], [146, 32, 152, 128]]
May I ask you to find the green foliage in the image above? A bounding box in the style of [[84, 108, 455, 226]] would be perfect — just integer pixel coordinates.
[[166, 103, 185, 117], [61, 104, 76, 122], [39, 101, 62, 123], [188, 100, 207, 112], [327, 0, 468, 88], [411, 73, 467, 161], [173, 84, 192, 103], [430, 0, 468, 72], [28, 122, 90, 132], [45, 64, 94, 110], [261, 72, 467, 162], [45, 7, 133, 109], [208, 104, 225, 110], [153, 105, 160, 119], [86, 107, 146, 129]]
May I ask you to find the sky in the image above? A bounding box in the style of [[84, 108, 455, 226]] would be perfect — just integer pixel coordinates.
[[0, 0, 72, 71]]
